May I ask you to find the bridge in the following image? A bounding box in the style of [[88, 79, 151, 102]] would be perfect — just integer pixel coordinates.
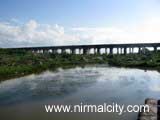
[[6, 43, 160, 55]]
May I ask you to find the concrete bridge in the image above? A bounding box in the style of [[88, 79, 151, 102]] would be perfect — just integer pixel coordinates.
[[7, 43, 160, 55]]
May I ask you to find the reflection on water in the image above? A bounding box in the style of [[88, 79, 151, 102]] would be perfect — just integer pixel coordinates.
[[0, 68, 99, 105], [0, 65, 160, 120]]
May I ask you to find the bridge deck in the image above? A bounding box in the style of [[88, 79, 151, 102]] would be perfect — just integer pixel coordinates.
[[3, 43, 160, 55], [4, 43, 160, 50]]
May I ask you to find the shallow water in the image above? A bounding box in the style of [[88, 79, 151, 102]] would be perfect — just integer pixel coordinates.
[[0, 65, 160, 120]]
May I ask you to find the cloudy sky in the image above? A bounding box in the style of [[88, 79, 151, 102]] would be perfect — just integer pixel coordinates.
[[0, 0, 160, 47]]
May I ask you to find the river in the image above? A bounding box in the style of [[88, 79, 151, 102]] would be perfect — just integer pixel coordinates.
[[0, 65, 160, 120]]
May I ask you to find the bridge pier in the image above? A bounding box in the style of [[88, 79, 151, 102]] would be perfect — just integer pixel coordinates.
[[109, 47, 113, 54], [97, 48, 100, 54], [120, 48, 122, 54], [117, 48, 119, 54], [83, 48, 87, 54], [78, 49, 81, 54], [138, 47, 141, 54], [43, 50, 48, 54], [54, 49, 58, 54], [105, 48, 107, 54], [51, 49, 55, 54], [124, 47, 127, 55], [71, 48, 76, 54], [94, 48, 97, 54], [129, 48, 131, 54], [61, 49, 65, 54], [154, 46, 157, 52]]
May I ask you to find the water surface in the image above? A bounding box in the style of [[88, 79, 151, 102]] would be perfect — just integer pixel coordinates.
[[0, 65, 160, 120]]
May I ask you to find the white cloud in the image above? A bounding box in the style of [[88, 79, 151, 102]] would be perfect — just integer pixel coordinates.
[[0, 20, 79, 47], [72, 17, 160, 44], [0, 18, 160, 48]]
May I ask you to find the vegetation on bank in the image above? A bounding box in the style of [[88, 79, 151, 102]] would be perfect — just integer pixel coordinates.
[[0, 48, 160, 81]]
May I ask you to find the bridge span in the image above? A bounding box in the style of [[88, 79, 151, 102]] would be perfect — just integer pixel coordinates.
[[6, 43, 160, 55]]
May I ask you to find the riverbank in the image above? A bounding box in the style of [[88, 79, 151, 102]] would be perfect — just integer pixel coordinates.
[[0, 49, 160, 81]]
